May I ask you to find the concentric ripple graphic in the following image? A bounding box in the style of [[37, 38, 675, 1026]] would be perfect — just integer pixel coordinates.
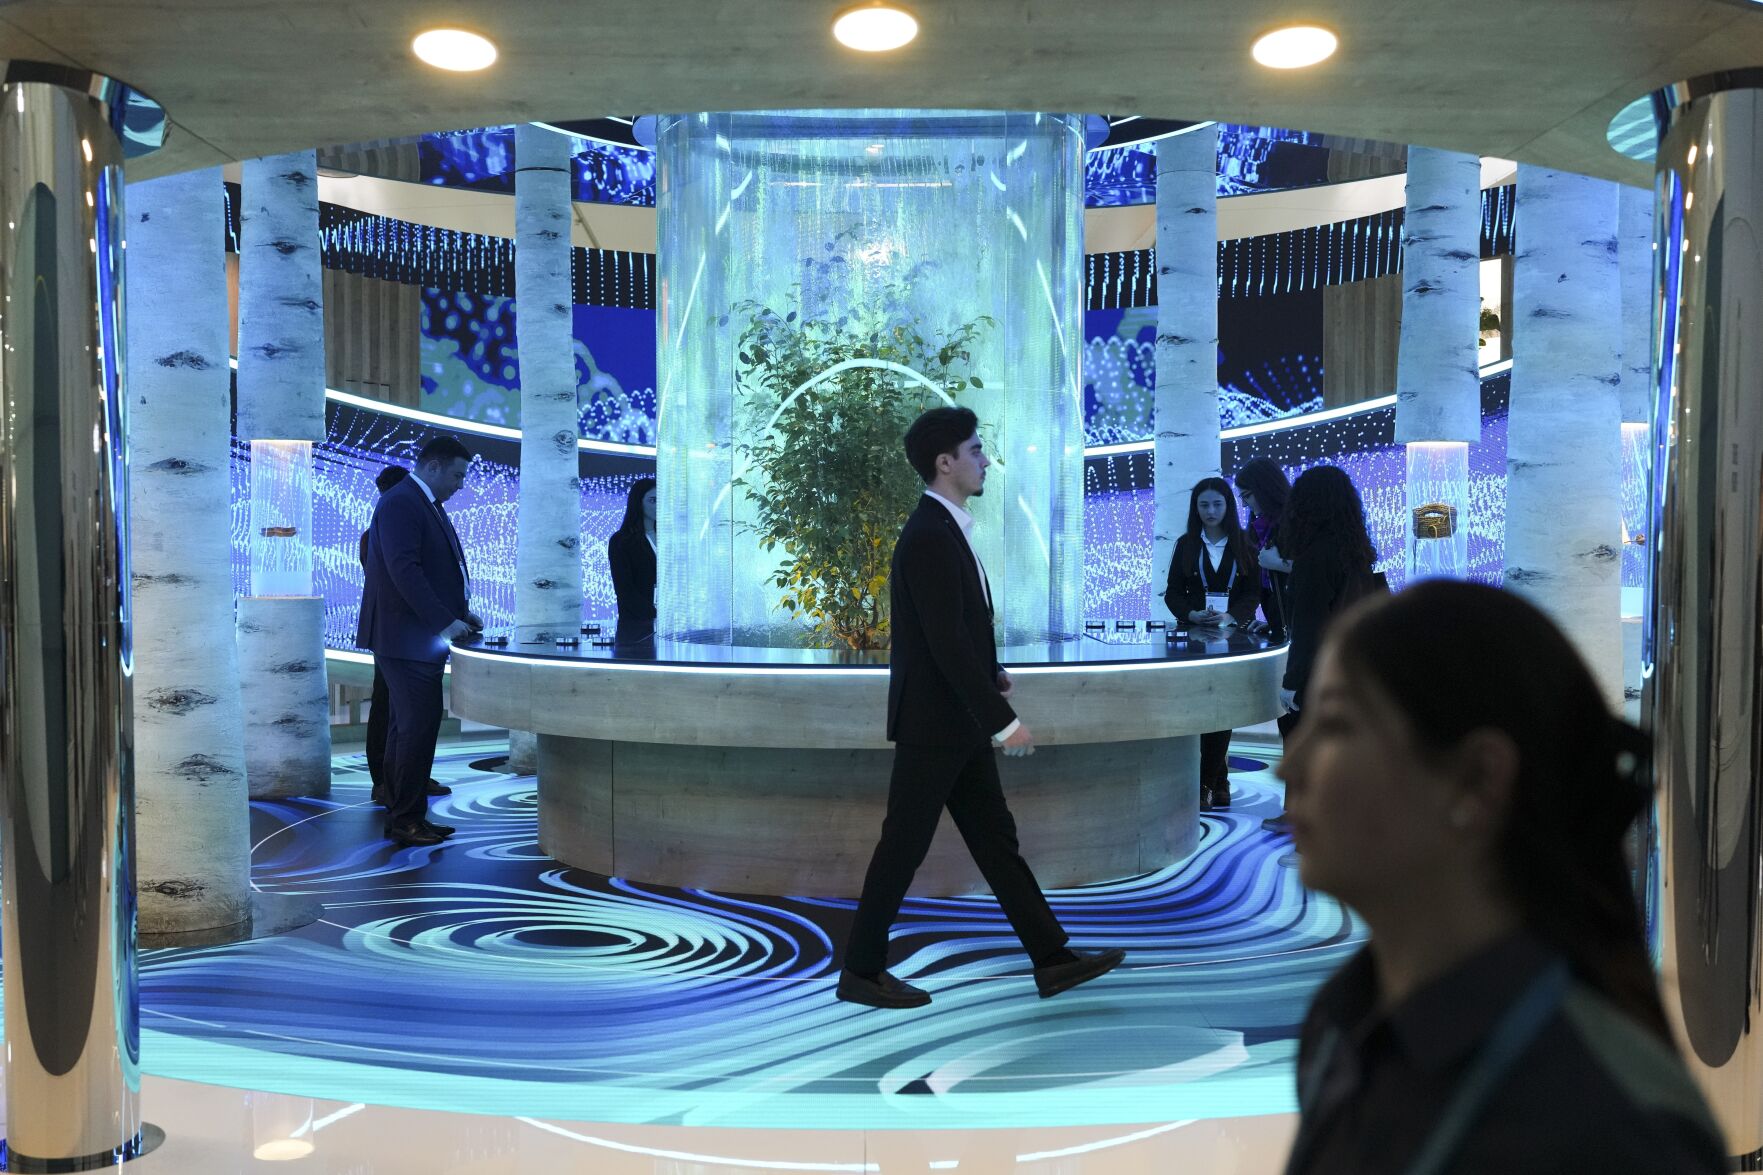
[[113, 741, 1360, 1129]]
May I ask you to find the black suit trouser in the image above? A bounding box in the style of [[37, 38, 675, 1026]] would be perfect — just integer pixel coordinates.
[[366, 662, 390, 790], [379, 654, 446, 829], [1200, 729, 1231, 791], [844, 740, 1069, 976]]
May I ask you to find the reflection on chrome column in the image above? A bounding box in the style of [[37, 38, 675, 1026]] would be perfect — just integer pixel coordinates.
[[0, 62, 164, 1170], [1645, 69, 1763, 1169]]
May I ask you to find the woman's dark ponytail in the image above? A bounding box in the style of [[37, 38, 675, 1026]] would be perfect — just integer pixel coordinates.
[[1331, 582, 1672, 1044]]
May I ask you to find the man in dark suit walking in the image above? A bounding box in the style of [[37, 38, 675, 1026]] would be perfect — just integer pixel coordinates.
[[838, 407, 1126, 1009], [358, 435, 482, 848]]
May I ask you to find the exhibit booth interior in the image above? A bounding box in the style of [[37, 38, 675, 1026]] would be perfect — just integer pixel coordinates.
[[0, 2, 1759, 1170]]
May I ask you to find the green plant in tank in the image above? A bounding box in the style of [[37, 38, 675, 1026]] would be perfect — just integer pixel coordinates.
[[731, 246, 994, 651]]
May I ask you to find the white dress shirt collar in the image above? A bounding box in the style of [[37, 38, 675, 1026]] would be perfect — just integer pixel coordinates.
[[923, 489, 974, 534], [1202, 531, 1228, 568], [411, 473, 439, 505]]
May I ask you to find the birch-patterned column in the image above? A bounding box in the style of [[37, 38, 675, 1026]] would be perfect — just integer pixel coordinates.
[[1394, 148, 1482, 584], [126, 169, 253, 938], [1618, 182, 1655, 704], [509, 124, 583, 772], [1153, 125, 1220, 618], [1505, 166, 1623, 703], [237, 151, 332, 797], [1619, 184, 1656, 427]]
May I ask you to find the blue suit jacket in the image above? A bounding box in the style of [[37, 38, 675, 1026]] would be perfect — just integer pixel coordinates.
[[356, 478, 469, 663]]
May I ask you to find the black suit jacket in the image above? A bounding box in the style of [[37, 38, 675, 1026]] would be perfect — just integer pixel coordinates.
[[886, 496, 1015, 746], [606, 527, 658, 624], [1282, 540, 1367, 704], [356, 478, 470, 664], [1163, 532, 1260, 625]]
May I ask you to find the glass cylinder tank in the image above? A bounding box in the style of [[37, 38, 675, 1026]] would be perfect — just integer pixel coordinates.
[[654, 110, 1086, 647]]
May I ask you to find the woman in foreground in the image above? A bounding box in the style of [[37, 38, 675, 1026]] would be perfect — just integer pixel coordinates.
[[1278, 581, 1723, 1174]]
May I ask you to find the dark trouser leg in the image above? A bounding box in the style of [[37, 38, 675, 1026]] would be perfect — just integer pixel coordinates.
[[1269, 708, 1303, 819], [943, 744, 1068, 962], [1199, 729, 1231, 793], [378, 655, 446, 830], [366, 661, 390, 791], [845, 742, 969, 976]]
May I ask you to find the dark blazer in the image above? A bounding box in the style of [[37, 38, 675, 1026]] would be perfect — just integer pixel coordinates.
[[887, 496, 1015, 746], [1282, 537, 1376, 705], [356, 477, 470, 664], [606, 527, 657, 626], [1163, 532, 1259, 625]]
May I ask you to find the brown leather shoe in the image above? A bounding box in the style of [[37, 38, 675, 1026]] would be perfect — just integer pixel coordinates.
[[421, 819, 456, 838], [425, 779, 452, 796]]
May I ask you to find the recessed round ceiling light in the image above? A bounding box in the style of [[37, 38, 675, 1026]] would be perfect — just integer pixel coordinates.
[[1251, 25, 1337, 69], [412, 28, 499, 72], [833, 2, 919, 52]]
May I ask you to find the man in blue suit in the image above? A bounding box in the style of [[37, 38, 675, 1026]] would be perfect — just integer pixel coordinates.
[[358, 434, 482, 847]]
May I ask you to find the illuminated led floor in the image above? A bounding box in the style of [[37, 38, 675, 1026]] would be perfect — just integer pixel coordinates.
[[123, 739, 1359, 1131]]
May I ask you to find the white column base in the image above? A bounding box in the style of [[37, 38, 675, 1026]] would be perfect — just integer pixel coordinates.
[[237, 596, 333, 798]]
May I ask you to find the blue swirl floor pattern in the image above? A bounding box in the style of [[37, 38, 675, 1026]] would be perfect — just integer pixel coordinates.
[[126, 740, 1362, 1130]]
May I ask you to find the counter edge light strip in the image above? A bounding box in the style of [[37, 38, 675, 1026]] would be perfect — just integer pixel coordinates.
[[448, 644, 1287, 675]]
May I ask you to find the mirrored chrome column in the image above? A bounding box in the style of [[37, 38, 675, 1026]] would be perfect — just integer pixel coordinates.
[[0, 62, 165, 1170], [1645, 68, 1763, 1168]]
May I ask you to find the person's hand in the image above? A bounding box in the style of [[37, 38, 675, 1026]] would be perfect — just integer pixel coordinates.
[[1189, 608, 1221, 625], [1279, 688, 1298, 713], [996, 670, 1014, 699], [1000, 724, 1036, 757], [1258, 546, 1286, 572], [441, 619, 475, 642], [464, 611, 485, 631]]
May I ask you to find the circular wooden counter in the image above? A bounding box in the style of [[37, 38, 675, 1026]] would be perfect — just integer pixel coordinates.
[[449, 630, 1285, 897]]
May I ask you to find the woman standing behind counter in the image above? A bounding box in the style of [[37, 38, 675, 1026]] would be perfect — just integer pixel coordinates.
[[1164, 477, 1260, 810], [1235, 457, 1293, 641], [606, 477, 657, 646]]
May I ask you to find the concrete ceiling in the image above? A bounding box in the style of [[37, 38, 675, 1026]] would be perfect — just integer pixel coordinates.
[[7, 0, 1759, 184]]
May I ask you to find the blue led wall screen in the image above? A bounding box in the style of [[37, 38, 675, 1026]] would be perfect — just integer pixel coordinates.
[[1084, 125, 1331, 208], [405, 121, 1332, 212], [420, 294, 657, 443], [418, 126, 657, 206], [417, 284, 1322, 446]]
